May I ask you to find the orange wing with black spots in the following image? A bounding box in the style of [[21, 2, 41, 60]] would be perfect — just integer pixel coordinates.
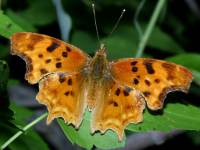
[[91, 80, 145, 141], [36, 72, 87, 127], [110, 58, 193, 110], [11, 32, 90, 84]]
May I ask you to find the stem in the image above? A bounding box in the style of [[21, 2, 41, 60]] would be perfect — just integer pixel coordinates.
[[134, 0, 147, 40], [0, 0, 2, 10], [135, 0, 166, 57], [1, 112, 48, 150]]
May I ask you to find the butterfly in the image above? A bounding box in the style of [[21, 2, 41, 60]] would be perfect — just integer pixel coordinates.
[[11, 32, 192, 141]]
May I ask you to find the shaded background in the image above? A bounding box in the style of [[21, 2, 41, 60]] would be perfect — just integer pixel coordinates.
[[0, 0, 200, 149]]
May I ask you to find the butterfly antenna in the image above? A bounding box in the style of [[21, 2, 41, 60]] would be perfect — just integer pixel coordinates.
[[92, 3, 100, 45], [109, 9, 126, 36]]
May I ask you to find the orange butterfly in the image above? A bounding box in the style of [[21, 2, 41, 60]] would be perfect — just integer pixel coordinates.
[[11, 32, 192, 141]]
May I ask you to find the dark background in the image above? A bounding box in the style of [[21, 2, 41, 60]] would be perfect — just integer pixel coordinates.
[[0, 0, 200, 149]]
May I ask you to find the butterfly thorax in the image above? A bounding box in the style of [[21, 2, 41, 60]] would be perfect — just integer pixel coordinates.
[[88, 44, 111, 80]]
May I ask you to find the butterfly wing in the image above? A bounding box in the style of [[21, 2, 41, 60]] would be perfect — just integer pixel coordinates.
[[36, 72, 87, 127], [91, 79, 145, 141], [110, 58, 193, 110], [11, 32, 90, 84]]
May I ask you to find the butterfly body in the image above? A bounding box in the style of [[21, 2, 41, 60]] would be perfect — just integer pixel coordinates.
[[11, 32, 192, 141], [87, 44, 110, 79]]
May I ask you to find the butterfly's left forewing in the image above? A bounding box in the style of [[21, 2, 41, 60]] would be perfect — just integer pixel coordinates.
[[11, 32, 90, 84], [110, 58, 193, 110]]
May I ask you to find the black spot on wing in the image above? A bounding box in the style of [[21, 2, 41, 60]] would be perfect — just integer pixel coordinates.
[[109, 100, 118, 107], [47, 42, 60, 52], [62, 51, 68, 57], [133, 78, 139, 85], [154, 78, 160, 83], [132, 67, 138, 72], [131, 61, 137, 66], [145, 79, 151, 86], [40, 68, 48, 74], [115, 88, 120, 96], [38, 54, 43, 58], [162, 63, 175, 80], [64, 91, 70, 96], [143, 91, 151, 97], [45, 59, 51, 63], [56, 62, 62, 68], [66, 46, 71, 52], [68, 78, 72, 85], [144, 60, 155, 74]]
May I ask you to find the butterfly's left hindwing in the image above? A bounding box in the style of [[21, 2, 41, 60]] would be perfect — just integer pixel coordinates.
[[36, 72, 87, 127], [110, 58, 192, 110]]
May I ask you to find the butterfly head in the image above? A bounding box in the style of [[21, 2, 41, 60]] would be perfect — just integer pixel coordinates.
[[95, 43, 106, 57]]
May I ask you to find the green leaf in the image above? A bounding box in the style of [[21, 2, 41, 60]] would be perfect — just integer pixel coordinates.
[[187, 131, 200, 145], [0, 45, 9, 59], [0, 60, 14, 129], [0, 11, 24, 38], [166, 53, 200, 71], [101, 24, 184, 60], [71, 31, 98, 54], [0, 127, 49, 150], [166, 53, 200, 83], [134, 23, 185, 54], [20, 0, 56, 26], [127, 103, 200, 132], [147, 26, 185, 53], [6, 9, 37, 32], [0, 60, 9, 92], [102, 26, 138, 59], [9, 102, 33, 126], [103, 36, 138, 60], [0, 102, 49, 150], [58, 110, 125, 150]]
